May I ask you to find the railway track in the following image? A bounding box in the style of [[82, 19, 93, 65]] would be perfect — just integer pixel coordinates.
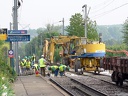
[[50, 76, 107, 96], [49, 72, 128, 96], [69, 69, 128, 87]]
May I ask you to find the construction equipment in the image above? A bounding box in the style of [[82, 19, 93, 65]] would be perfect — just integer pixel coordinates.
[[43, 35, 79, 64], [43, 35, 106, 74], [68, 37, 105, 73]]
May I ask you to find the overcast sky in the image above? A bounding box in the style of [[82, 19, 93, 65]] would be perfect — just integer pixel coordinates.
[[1, 0, 128, 29]]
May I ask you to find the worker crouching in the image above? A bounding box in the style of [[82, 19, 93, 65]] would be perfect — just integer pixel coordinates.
[[33, 61, 39, 76], [59, 64, 69, 77], [48, 65, 59, 77]]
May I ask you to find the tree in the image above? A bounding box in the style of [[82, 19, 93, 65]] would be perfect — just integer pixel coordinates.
[[66, 13, 84, 36], [66, 13, 98, 40], [87, 18, 98, 41], [122, 18, 128, 46], [24, 24, 61, 59]]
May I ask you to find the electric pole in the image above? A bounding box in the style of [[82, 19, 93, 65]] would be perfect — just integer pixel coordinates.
[[10, 22, 14, 74], [82, 4, 87, 38], [62, 18, 64, 35], [41, 35, 42, 49], [13, 0, 19, 75], [59, 18, 64, 35]]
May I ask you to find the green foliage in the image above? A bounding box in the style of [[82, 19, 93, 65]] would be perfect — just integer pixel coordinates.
[[66, 13, 98, 40], [122, 18, 128, 45], [106, 44, 126, 57], [0, 40, 4, 45], [0, 62, 17, 82], [0, 74, 15, 96], [54, 47, 62, 62], [87, 18, 98, 40], [23, 24, 60, 60], [97, 24, 123, 41], [66, 13, 84, 36], [0, 42, 16, 96], [105, 39, 123, 46], [18, 43, 26, 59]]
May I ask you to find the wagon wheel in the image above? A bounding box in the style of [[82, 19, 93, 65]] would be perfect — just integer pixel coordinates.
[[111, 71, 116, 82], [94, 67, 100, 74], [118, 72, 123, 86], [116, 81, 119, 86], [119, 79, 123, 86], [94, 70, 96, 74], [80, 67, 84, 75], [115, 74, 123, 86], [97, 70, 100, 74]]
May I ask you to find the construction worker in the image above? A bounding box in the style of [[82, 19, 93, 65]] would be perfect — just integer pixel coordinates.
[[26, 58, 31, 75], [33, 61, 39, 76], [38, 55, 48, 77], [33, 61, 39, 72], [59, 64, 69, 76], [20, 59, 26, 75], [48, 65, 59, 76]]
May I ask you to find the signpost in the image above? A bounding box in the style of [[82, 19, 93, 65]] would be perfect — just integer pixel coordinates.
[[6, 29, 30, 75], [8, 30, 27, 34], [6, 35, 30, 42], [8, 50, 14, 58], [6, 30, 30, 42]]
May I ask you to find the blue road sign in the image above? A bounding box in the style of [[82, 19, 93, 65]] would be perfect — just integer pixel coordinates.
[[8, 30, 27, 34], [6, 35, 30, 42]]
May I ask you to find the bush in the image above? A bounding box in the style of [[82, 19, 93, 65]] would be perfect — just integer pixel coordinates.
[[0, 74, 15, 96], [0, 41, 17, 95]]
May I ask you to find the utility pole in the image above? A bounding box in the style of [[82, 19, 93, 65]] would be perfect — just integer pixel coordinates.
[[41, 35, 42, 49], [13, 0, 19, 75], [82, 4, 87, 38], [10, 22, 12, 49], [10, 22, 14, 74], [62, 18, 64, 35], [59, 18, 64, 35]]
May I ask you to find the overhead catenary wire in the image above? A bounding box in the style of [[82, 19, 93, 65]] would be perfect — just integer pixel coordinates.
[[18, 22, 30, 30], [91, 0, 115, 14], [92, 0, 111, 9], [91, 3, 128, 19]]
